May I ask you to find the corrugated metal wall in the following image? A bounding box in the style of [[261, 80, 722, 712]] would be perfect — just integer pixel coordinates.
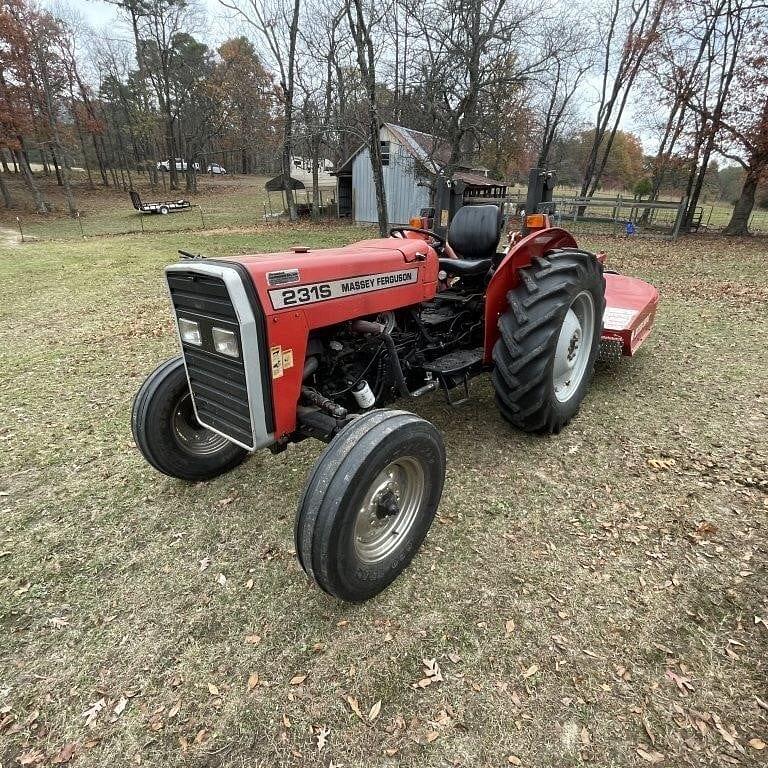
[[351, 143, 430, 225]]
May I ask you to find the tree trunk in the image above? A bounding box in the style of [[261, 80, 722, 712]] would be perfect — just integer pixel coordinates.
[[0, 172, 11, 208], [311, 141, 320, 223], [166, 113, 179, 190], [723, 170, 757, 235], [93, 134, 109, 186], [14, 149, 47, 213], [349, 0, 388, 235]]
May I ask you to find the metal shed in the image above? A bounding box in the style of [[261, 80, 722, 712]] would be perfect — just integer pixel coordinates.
[[335, 124, 506, 226]]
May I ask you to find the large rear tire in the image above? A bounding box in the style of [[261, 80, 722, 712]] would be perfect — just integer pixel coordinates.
[[295, 410, 446, 602], [491, 249, 605, 434], [131, 356, 249, 481]]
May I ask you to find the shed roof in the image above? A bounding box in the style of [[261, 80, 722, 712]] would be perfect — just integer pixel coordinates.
[[264, 168, 336, 192]]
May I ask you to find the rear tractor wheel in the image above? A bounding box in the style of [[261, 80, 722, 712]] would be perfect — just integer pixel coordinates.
[[295, 410, 446, 602], [491, 250, 605, 434], [131, 356, 248, 481]]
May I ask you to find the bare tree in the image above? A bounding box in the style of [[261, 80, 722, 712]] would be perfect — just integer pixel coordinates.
[[533, 17, 593, 167], [345, 0, 389, 235], [402, 0, 550, 174], [579, 0, 670, 198], [113, 0, 201, 190], [220, 0, 302, 220]]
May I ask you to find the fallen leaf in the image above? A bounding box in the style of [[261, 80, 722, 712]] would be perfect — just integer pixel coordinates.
[[18, 749, 45, 765], [422, 658, 443, 683], [167, 701, 180, 719], [448, 652, 462, 664], [49, 617, 69, 629], [522, 664, 539, 678], [505, 619, 516, 634], [637, 747, 665, 763], [282, 713, 291, 728], [199, 557, 210, 572], [507, 756, 522, 766], [665, 668, 694, 695], [289, 674, 307, 686], [51, 742, 77, 764], [713, 718, 738, 746], [244, 634, 261, 645], [345, 695, 363, 719], [217, 573, 227, 586], [82, 698, 106, 727], [245, 579, 254, 589], [315, 725, 330, 752], [207, 683, 220, 696], [247, 673, 259, 692], [580, 726, 591, 745], [111, 697, 128, 719], [425, 730, 439, 743], [748, 738, 766, 750], [368, 700, 381, 722]]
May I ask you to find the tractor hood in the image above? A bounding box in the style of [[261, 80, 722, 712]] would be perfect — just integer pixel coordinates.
[[219, 237, 439, 318]]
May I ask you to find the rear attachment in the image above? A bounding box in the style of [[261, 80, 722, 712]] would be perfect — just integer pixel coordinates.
[[601, 273, 659, 357]]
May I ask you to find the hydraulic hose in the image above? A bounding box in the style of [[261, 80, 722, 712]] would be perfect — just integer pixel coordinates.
[[351, 319, 410, 398]]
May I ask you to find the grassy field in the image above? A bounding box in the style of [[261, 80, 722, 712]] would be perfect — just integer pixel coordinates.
[[1, 221, 766, 768], [2, 170, 758, 241], [0, 173, 332, 241]]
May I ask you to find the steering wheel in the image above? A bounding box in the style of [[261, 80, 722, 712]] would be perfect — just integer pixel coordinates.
[[389, 226, 446, 246]]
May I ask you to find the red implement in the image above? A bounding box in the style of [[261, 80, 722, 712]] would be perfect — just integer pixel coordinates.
[[602, 273, 659, 356]]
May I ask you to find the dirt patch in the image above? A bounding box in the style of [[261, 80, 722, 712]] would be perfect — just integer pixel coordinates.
[[0, 226, 21, 246]]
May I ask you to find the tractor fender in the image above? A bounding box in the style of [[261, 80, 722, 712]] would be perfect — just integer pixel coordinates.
[[483, 227, 578, 363]]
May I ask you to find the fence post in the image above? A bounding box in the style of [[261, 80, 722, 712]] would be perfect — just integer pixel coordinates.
[[139, 212, 145, 233], [672, 197, 688, 240], [77, 211, 84, 238], [199, 206, 206, 229], [671, 197, 687, 240], [16, 216, 24, 243]]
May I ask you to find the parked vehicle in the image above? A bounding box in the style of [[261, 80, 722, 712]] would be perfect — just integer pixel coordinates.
[[132, 169, 659, 602], [157, 158, 201, 172], [129, 189, 191, 215], [207, 163, 227, 175]]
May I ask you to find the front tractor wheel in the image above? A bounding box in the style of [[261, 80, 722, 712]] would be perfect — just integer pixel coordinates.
[[491, 250, 605, 434], [131, 356, 248, 481], [295, 410, 446, 602]]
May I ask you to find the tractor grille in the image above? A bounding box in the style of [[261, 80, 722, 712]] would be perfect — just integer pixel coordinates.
[[167, 270, 255, 448]]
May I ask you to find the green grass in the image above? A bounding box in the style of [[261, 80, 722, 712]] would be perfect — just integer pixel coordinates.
[[0, 173, 338, 241], [1, 223, 767, 767]]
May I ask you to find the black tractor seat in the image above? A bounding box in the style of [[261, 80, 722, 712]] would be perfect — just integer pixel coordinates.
[[448, 204, 503, 258], [439, 257, 493, 277]]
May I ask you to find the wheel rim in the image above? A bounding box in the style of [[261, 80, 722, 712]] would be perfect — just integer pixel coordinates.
[[552, 290, 596, 403], [353, 457, 426, 564], [172, 392, 231, 456]]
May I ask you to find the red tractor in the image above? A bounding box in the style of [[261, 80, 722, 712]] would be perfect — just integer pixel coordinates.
[[132, 170, 658, 602]]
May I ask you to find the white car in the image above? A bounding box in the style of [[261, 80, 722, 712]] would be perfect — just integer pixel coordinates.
[[207, 163, 227, 175], [157, 158, 200, 172]]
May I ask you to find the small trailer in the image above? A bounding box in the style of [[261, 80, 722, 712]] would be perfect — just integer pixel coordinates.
[[130, 189, 191, 216]]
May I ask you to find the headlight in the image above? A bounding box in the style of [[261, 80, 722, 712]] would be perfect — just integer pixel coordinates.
[[178, 317, 202, 345], [212, 327, 239, 357]]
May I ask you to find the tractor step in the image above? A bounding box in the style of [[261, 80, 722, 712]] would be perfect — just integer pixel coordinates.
[[423, 347, 484, 376], [423, 347, 484, 406]]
